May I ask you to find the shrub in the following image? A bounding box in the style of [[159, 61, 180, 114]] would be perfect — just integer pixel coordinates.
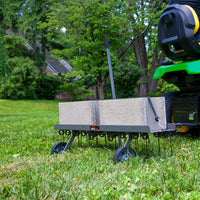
[[113, 63, 142, 98], [35, 74, 63, 100], [0, 57, 38, 99]]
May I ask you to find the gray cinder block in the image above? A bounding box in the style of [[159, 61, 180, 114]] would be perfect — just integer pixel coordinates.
[[59, 97, 166, 133]]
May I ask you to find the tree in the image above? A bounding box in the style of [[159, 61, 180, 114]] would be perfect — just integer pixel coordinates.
[[17, 0, 52, 73], [1, 0, 168, 100], [0, 32, 8, 78], [0, 34, 64, 100], [116, 0, 167, 97], [44, 0, 168, 99], [44, 0, 128, 99], [0, 34, 38, 99], [0, 57, 38, 99], [113, 62, 142, 98], [0, 0, 13, 78], [0, 0, 63, 100], [0, 0, 29, 78]]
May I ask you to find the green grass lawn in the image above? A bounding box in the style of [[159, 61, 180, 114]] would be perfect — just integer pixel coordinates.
[[1, 99, 200, 199]]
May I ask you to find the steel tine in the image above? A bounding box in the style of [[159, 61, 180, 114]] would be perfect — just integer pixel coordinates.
[[96, 135, 98, 147], [158, 135, 161, 157], [170, 132, 173, 156], [148, 134, 150, 159]]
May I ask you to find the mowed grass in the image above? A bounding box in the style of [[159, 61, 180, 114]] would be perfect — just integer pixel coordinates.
[[1, 100, 200, 199]]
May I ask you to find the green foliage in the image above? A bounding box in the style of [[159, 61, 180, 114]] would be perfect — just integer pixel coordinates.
[[4, 35, 27, 57], [114, 63, 142, 98], [18, 0, 50, 53], [1, 32, 64, 100], [157, 79, 180, 96], [0, 57, 38, 99], [62, 71, 93, 100], [1, 100, 200, 199], [44, 0, 130, 99], [43, 0, 169, 98], [0, 32, 9, 78], [0, 0, 25, 32], [0, 35, 37, 99], [35, 74, 63, 100], [0, 0, 171, 100], [0, 59, 66, 100]]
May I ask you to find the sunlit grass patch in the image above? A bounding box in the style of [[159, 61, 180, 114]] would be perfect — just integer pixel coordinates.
[[1, 99, 200, 199]]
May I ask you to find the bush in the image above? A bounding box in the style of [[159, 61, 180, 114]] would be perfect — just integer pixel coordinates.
[[113, 63, 142, 98], [61, 71, 93, 100], [0, 57, 38, 99], [35, 74, 63, 100], [0, 57, 64, 100]]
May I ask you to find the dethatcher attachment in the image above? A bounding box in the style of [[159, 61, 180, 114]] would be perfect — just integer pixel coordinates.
[[51, 128, 175, 163], [51, 97, 176, 163]]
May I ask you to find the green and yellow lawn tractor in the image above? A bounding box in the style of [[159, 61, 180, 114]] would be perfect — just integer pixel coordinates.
[[154, 0, 200, 134]]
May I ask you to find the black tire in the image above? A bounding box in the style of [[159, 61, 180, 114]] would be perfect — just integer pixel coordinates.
[[186, 126, 200, 138], [113, 147, 136, 164], [51, 142, 67, 154], [161, 92, 194, 135], [161, 92, 179, 123]]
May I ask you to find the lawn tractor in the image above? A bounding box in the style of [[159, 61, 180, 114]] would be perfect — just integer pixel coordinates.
[[154, 0, 200, 135]]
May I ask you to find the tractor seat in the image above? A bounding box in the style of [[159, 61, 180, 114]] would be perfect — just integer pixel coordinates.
[[169, 0, 200, 18], [158, 4, 200, 61]]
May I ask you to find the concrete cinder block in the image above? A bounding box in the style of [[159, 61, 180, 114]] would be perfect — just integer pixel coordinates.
[[59, 97, 166, 133], [59, 101, 93, 125]]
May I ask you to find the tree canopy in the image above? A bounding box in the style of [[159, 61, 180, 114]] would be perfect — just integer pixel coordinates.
[[0, 0, 168, 100], [43, 0, 167, 98]]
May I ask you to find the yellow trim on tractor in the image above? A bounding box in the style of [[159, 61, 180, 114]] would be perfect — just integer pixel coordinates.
[[185, 5, 200, 35], [176, 125, 192, 133]]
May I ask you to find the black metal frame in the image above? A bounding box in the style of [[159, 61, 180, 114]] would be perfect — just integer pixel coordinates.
[[53, 123, 175, 158], [54, 124, 151, 133]]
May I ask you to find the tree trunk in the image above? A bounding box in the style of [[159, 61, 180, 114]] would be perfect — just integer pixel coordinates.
[[97, 78, 105, 100], [148, 48, 165, 93], [97, 71, 109, 100], [132, 34, 148, 97]]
